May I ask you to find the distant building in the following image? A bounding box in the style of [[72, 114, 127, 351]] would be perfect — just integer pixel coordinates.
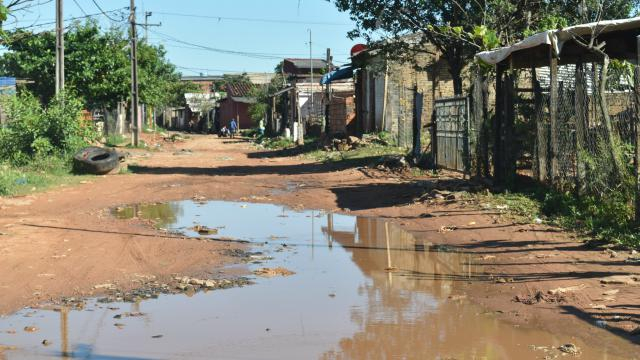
[[218, 82, 257, 129]]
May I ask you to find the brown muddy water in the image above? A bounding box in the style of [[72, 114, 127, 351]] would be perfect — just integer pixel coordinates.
[[1, 200, 637, 359]]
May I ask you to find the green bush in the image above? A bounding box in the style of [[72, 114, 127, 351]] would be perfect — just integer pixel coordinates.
[[0, 92, 98, 166]]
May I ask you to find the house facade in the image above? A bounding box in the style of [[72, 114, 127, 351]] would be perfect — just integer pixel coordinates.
[[217, 82, 256, 130], [352, 46, 456, 148]]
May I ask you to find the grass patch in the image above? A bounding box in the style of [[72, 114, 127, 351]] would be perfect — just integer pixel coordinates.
[[0, 157, 91, 197], [464, 181, 640, 249], [306, 143, 407, 165], [105, 134, 128, 147], [253, 133, 408, 167], [125, 140, 150, 150], [258, 136, 296, 150]]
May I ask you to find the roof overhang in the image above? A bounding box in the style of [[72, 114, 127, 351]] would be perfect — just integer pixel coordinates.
[[477, 17, 640, 68]]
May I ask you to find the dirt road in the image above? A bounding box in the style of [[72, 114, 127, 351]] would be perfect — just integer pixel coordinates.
[[1, 134, 638, 347]]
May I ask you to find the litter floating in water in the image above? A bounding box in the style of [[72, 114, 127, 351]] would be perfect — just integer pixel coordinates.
[[253, 267, 295, 277]]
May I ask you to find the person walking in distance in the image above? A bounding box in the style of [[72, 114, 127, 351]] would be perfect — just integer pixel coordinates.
[[229, 118, 238, 138]]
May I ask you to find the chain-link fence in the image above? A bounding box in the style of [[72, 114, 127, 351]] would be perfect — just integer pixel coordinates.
[[511, 63, 636, 199], [486, 60, 637, 229]]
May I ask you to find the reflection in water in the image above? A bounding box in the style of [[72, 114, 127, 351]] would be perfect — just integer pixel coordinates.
[[60, 308, 69, 359], [112, 203, 184, 228], [1, 201, 636, 359]]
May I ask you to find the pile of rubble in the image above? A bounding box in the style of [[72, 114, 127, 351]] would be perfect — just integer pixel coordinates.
[[325, 136, 363, 152]]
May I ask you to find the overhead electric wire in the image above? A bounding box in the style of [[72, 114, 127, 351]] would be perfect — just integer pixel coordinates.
[[91, 0, 124, 22], [177, 66, 254, 74], [149, 29, 288, 60], [153, 11, 350, 26], [72, 0, 88, 16], [155, 42, 333, 58], [10, 7, 127, 31]]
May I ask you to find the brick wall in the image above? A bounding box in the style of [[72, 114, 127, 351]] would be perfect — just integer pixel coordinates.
[[328, 91, 356, 135], [358, 47, 458, 149]]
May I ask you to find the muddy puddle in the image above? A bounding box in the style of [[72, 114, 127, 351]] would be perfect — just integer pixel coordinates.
[[1, 200, 638, 359]]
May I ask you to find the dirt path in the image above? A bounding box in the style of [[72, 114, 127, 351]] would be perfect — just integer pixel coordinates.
[[1, 134, 638, 347]]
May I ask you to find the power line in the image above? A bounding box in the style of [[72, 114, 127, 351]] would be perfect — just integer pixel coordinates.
[[10, 7, 127, 31], [176, 66, 254, 74], [155, 42, 334, 58], [153, 11, 350, 26], [91, 0, 124, 22], [149, 29, 285, 60], [71, 0, 87, 16]]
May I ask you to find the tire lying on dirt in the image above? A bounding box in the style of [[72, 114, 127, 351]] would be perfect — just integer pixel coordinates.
[[73, 147, 119, 175]]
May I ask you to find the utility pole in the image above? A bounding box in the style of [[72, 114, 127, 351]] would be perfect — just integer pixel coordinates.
[[308, 29, 313, 122], [55, 0, 64, 94], [324, 48, 332, 135], [130, 0, 140, 147], [143, 12, 161, 41]]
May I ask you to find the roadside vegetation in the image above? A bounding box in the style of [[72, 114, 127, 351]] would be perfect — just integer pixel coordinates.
[[0, 18, 195, 197], [252, 132, 409, 166], [469, 179, 639, 249], [0, 92, 96, 196]]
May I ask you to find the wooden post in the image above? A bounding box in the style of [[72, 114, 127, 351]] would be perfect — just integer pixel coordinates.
[[472, 71, 486, 178], [575, 62, 588, 194], [412, 87, 423, 161], [532, 67, 545, 181], [504, 70, 516, 186], [549, 46, 559, 185], [634, 36, 640, 223], [493, 63, 505, 184]]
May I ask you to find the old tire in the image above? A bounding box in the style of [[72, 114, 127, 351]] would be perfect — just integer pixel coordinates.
[[73, 147, 119, 175]]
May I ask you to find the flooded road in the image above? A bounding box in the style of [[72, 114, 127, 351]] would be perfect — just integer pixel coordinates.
[[1, 201, 637, 359]]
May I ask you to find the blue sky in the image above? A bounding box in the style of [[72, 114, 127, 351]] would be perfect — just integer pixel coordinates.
[[6, 0, 362, 76]]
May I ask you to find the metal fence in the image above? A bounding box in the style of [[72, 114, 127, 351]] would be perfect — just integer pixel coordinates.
[[508, 63, 637, 201]]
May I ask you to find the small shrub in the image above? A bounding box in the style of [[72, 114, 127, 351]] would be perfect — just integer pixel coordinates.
[[0, 91, 98, 166]]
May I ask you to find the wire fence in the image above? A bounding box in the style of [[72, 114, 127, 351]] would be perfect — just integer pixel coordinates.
[[513, 62, 636, 204]]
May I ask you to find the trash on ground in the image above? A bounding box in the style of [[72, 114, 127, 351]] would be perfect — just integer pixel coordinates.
[[547, 284, 586, 295], [253, 267, 295, 277], [558, 343, 579, 354]]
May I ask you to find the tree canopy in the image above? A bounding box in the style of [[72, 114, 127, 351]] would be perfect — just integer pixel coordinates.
[[332, 0, 639, 94], [0, 20, 192, 109]]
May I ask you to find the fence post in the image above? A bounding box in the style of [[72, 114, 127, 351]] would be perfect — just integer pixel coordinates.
[[472, 71, 488, 178], [532, 67, 545, 182], [504, 70, 516, 186], [412, 87, 423, 161], [634, 35, 640, 223], [549, 46, 560, 185], [575, 62, 588, 194], [493, 63, 505, 185]]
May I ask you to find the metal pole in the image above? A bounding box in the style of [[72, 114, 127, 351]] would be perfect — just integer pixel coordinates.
[[130, 0, 140, 146], [145, 11, 151, 41], [55, 0, 64, 94], [324, 48, 331, 135]]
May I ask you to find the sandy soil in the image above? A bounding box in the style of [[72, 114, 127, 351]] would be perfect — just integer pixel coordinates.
[[0, 133, 638, 347]]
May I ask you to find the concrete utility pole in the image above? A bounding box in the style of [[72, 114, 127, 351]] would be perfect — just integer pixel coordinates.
[[130, 0, 140, 146], [55, 0, 64, 94], [143, 11, 161, 41], [324, 48, 332, 135], [308, 29, 313, 121]]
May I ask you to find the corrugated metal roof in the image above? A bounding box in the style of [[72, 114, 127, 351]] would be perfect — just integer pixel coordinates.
[[226, 82, 255, 98], [285, 58, 327, 70]]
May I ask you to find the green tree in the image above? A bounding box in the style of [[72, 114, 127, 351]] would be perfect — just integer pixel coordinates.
[[331, 0, 638, 94], [0, 20, 191, 109]]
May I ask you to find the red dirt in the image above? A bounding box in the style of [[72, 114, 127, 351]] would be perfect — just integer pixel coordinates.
[[1, 133, 639, 347]]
